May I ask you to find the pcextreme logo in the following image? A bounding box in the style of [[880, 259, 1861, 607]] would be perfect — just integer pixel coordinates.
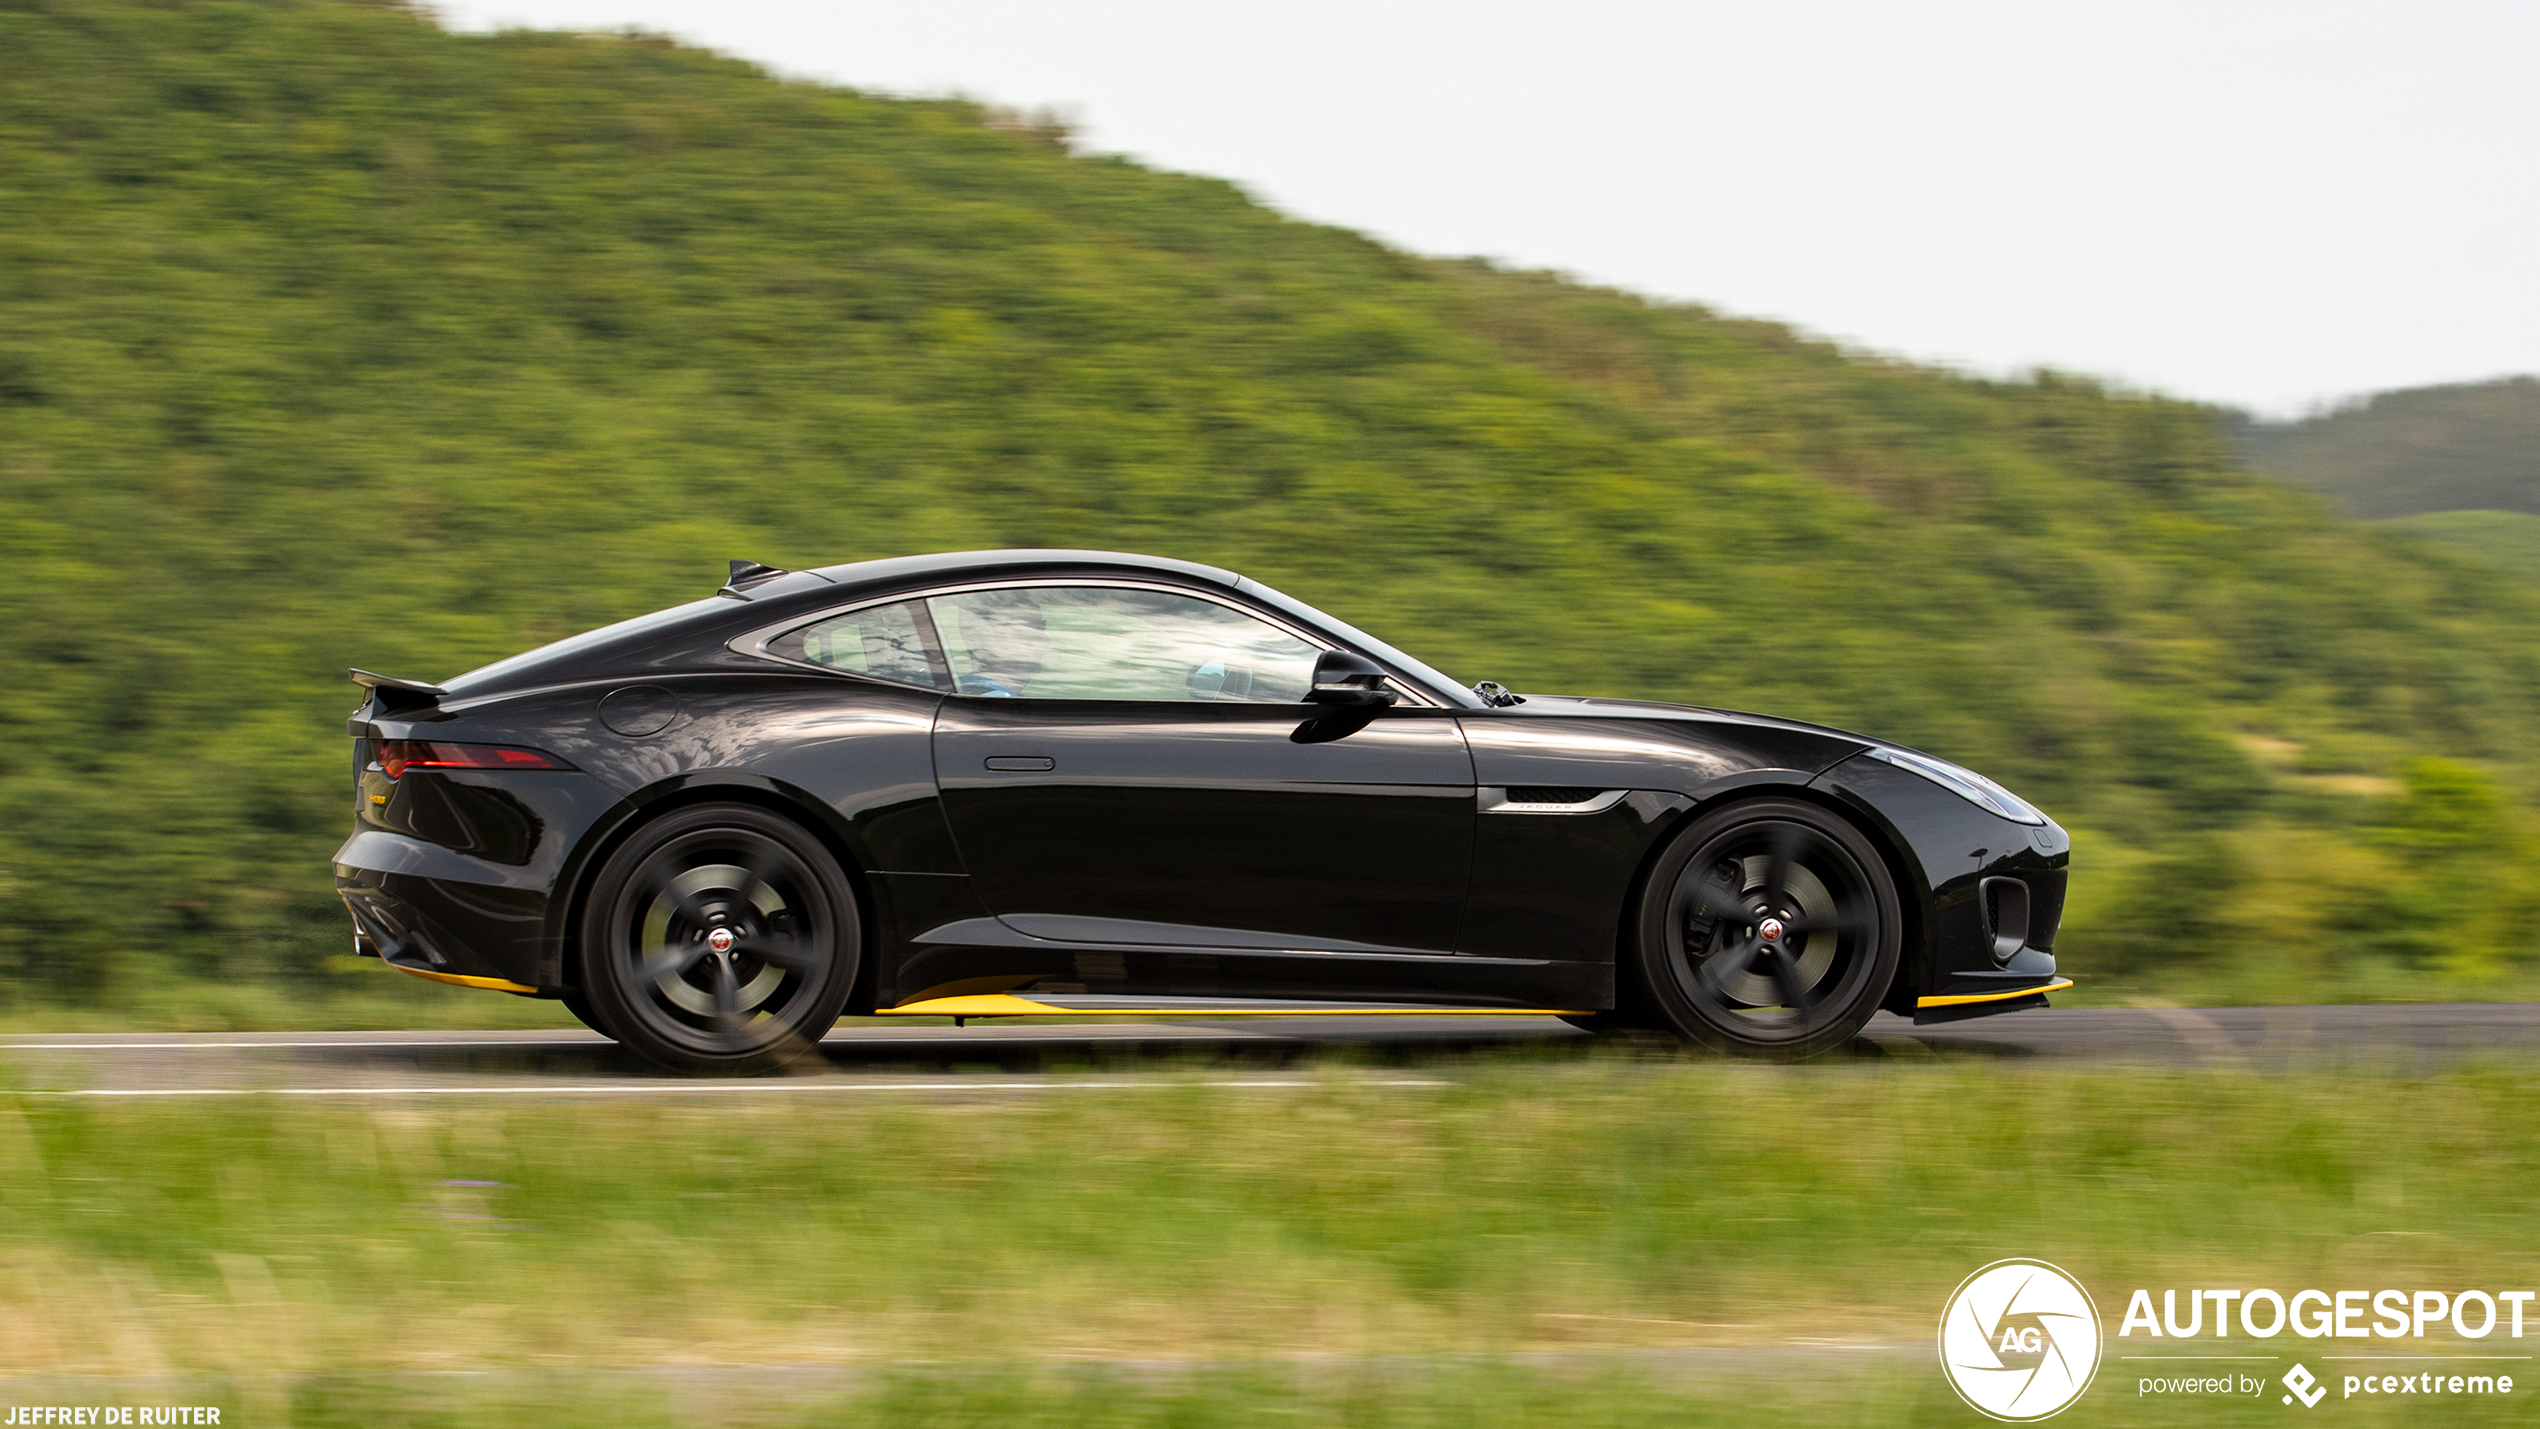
[[1940, 1259, 2103, 1421], [2284, 1363, 2327, 1407]]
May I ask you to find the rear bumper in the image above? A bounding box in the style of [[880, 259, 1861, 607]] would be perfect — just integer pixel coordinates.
[[335, 830, 554, 991], [332, 763, 625, 993]]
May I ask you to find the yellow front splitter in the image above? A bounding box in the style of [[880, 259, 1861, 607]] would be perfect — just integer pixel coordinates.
[[1916, 977, 2073, 1009], [877, 994, 1589, 1020]]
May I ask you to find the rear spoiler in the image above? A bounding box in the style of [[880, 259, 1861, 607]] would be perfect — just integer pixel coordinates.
[[349, 668, 446, 717]]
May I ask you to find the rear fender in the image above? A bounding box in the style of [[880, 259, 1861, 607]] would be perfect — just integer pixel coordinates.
[[544, 772, 886, 1015]]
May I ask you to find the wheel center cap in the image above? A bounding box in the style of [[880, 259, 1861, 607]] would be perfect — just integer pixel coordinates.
[[1758, 918, 1784, 942], [706, 927, 736, 954]]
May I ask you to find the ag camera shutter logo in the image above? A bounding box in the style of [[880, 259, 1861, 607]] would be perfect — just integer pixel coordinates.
[[1940, 1259, 2103, 1420]]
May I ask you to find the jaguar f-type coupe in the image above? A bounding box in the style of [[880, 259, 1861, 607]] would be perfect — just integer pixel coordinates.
[[337, 549, 2070, 1069]]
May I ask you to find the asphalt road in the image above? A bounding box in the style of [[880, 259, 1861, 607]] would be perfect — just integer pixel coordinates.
[[7, 1003, 2540, 1094]]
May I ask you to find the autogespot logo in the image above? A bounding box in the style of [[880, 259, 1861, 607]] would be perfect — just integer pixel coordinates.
[[1941, 1259, 2104, 1421]]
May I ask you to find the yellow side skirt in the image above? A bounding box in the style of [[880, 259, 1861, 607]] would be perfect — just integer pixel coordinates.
[[1917, 977, 2073, 1009], [389, 963, 540, 995], [391, 976, 2066, 1015], [878, 994, 1588, 1019]]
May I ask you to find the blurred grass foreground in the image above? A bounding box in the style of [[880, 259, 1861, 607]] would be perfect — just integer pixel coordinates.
[[3, 1058, 2538, 1424], [8, 0, 2540, 1016]]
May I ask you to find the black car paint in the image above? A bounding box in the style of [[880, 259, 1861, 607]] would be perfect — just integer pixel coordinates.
[[934, 700, 1477, 952], [336, 549, 2068, 1020]]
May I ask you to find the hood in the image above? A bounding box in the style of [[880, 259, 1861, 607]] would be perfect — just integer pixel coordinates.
[[1511, 693, 1883, 748]]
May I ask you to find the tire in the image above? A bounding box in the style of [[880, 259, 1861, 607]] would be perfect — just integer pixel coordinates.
[[578, 802, 859, 1073], [558, 989, 616, 1040], [1632, 798, 1902, 1059]]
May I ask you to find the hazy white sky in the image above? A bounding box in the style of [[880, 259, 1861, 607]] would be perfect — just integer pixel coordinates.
[[433, 0, 2537, 415]]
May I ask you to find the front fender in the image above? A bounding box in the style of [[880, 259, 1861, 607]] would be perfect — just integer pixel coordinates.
[[1809, 752, 2069, 1007]]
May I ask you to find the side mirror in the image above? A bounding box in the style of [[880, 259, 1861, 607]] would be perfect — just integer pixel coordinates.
[[1304, 650, 1397, 708]]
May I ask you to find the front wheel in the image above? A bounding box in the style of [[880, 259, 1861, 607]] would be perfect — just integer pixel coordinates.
[[1633, 799, 1901, 1059], [580, 803, 859, 1073], [558, 989, 616, 1040]]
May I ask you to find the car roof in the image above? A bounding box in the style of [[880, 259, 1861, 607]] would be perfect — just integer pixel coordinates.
[[437, 550, 1252, 698], [809, 549, 1240, 594]]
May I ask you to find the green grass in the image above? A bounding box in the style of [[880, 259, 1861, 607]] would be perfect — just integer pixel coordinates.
[[2, 1054, 2532, 1396], [0, 958, 585, 1033], [15, 1360, 2530, 1429]]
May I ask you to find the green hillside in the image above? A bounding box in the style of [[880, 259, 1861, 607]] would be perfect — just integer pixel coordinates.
[[2380, 508, 2540, 581], [6, 0, 2540, 1017], [2240, 376, 2540, 519]]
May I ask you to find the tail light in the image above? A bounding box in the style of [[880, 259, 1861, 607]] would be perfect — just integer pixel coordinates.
[[377, 741, 573, 779]]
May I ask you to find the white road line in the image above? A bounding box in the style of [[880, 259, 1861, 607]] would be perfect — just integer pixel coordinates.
[[22, 1078, 1453, 1097]]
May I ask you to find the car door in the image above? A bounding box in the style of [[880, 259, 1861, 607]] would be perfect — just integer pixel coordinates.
[[927, 582, 1477, 955]]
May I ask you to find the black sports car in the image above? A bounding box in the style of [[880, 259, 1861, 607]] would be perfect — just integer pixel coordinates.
[[338, 549, 2070, 1069]]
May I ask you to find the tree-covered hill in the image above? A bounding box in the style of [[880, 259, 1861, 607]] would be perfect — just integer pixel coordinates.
[[5, 0, 2539, 1015], [2240, 377, 2540, 519], [2379, 508, 2540, 586]]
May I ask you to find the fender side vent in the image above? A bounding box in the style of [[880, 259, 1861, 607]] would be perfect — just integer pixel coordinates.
[[1507, 786, 1601, 805]]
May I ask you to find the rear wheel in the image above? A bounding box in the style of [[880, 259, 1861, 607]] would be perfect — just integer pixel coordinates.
[[1634, 799, 1901, 1059], [580, 803, 859, 1073]]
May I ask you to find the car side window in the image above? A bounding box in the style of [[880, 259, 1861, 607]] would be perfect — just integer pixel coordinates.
[[928, 586, 1321, 702], [766, 601, 941, 689]]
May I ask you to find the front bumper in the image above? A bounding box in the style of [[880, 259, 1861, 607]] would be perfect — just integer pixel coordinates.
[[1812, 752, 2072, 1024]]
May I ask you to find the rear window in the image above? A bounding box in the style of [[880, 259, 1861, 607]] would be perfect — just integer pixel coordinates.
[[765, 601, 940, 689]]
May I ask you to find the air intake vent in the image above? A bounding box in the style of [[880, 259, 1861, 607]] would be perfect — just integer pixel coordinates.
[[1507, 786, 1601, 805], [1981, 875, 2032, 962]]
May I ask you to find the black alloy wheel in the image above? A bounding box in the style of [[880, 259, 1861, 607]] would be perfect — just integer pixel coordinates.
[[1635, 799, 1901, 1059], [580, 803, 858, 1073]]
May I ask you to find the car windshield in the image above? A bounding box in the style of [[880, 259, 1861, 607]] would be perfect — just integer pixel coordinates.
[[1232, 576, 1481, 707]]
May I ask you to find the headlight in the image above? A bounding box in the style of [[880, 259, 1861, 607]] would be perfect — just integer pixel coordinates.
[[1866, 747, 2047, 825]]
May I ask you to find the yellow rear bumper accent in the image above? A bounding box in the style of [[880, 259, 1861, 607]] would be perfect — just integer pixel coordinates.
[[1917, 978, 2073, 1009], [878, 994, 1589, 1018], [388, 964, 540, 995]]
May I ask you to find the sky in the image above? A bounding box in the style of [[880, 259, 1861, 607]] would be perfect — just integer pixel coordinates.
[[431, 0, 2539, 417]]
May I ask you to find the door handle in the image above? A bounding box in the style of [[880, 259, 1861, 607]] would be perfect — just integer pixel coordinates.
[[983, 756, 1056, 772]]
